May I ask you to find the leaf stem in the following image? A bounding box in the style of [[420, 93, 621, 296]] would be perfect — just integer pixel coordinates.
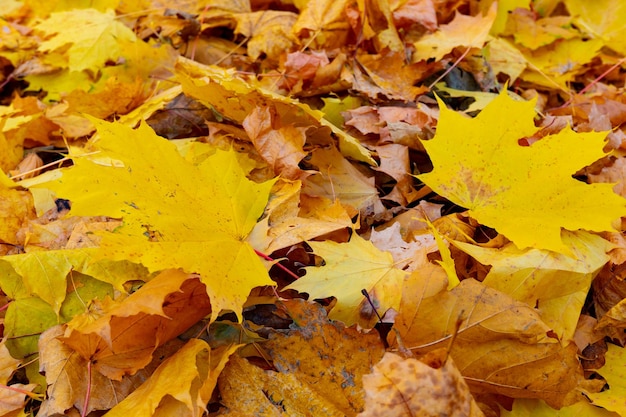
[[0, 383, 40, 399], [254, 249, 300, 281], [82, 360, 92, 417], [555, 55, 626, 110]]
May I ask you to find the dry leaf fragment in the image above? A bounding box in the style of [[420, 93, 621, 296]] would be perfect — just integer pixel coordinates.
[[358, 350, 484, 417]]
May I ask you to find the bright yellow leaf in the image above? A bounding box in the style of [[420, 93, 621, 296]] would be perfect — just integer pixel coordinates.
[[40, 119, 275, 321], [521, 37, 603, 89], [501, 398, 619, 417], [587, 344, 626, 415], [418, 90, 626, 254], [34, 9, 138, 73], [565, 0, 626, 55], [287, 234, 407, 327]]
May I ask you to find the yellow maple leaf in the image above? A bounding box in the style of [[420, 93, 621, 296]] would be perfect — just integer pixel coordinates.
[[34, 8, 138, 73], [565, 0, 626, 55], [587, 344, 626, 415], [418, 90, 626, 254], [287, 234, 407, 327], [40, 119, 275, 321]]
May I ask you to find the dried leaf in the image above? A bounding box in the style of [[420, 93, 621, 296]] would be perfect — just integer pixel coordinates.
[[359, 351, 484, 417], [62, 270, 211, 380]]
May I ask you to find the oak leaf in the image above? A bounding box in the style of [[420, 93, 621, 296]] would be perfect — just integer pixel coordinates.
[[287, 234, 407, 327], [359, 351, 484, 417], [418, 90, 626, 254], [41, 118, 274, 321]]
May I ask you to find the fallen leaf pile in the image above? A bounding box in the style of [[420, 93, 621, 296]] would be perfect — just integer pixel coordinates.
[[1, 0, 626, 416]]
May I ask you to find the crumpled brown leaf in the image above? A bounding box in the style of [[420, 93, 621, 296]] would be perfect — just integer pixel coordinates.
[[358, 350, 484, 417]]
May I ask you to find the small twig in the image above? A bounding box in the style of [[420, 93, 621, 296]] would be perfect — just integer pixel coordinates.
[[555, 56, 626, 110], [360, 289, 384, 324], [428, 47, 472, 90]]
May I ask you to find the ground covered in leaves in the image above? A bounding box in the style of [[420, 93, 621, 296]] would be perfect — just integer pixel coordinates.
[[1, 0, 626, 416]]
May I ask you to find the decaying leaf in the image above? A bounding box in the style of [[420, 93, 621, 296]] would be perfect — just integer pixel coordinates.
[[359, 350, 484, 417], [220, 300, 385, 416]]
